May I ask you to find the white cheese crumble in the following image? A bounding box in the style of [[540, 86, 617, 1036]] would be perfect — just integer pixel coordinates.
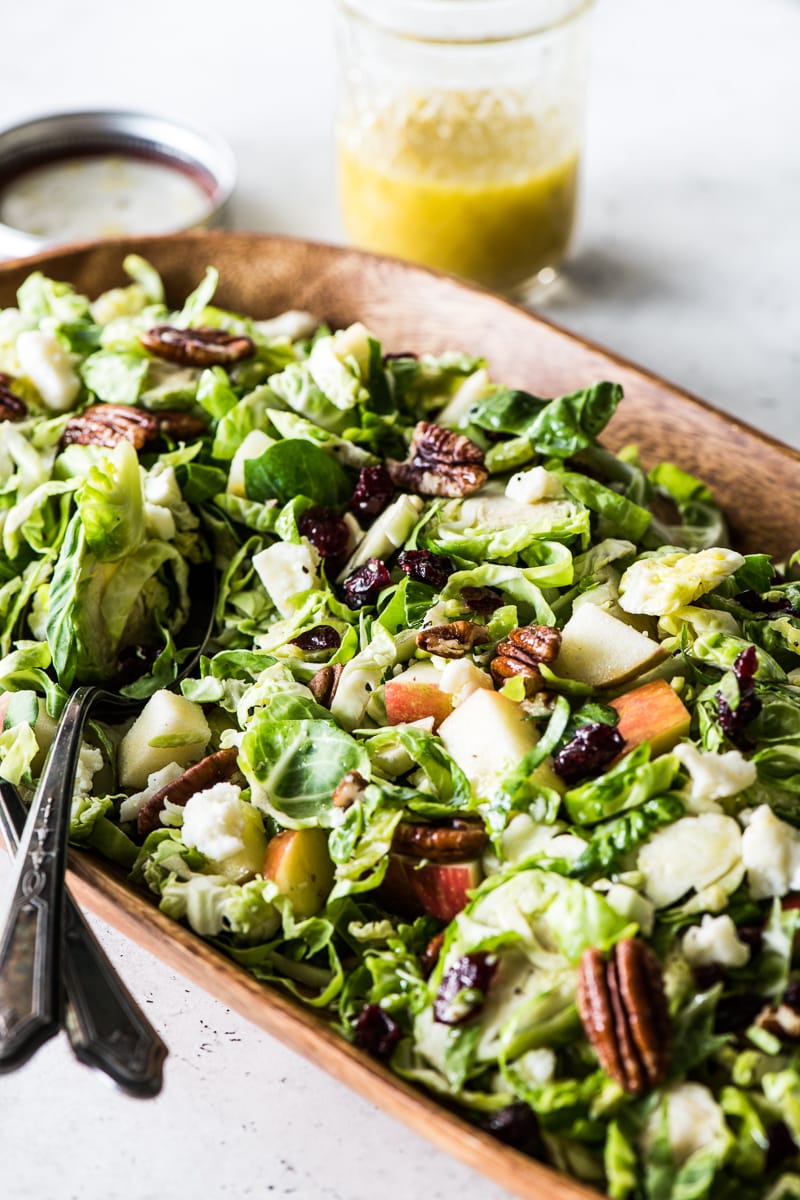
[[16, 328, 81, 412], [74, 745, 104, 799], [438, 658, 493, 706], [673, 742, 757, 814], [642, 1083, 729, 1166], [681, 914, 750, 968], [741, 804, 800, 899], [144, 501, 176, 542], [505, 465, 565, 504], [181, 782, 247, 862], [119, 761, 185, 823], [253, 539, 321, 617]]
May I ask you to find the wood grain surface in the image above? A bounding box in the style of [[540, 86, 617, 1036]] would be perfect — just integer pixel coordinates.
[[2, 232, 798, 1200]]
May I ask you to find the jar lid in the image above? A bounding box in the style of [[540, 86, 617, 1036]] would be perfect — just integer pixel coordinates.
[[337, 0, 592, 42], [0, 109, 237, 259]]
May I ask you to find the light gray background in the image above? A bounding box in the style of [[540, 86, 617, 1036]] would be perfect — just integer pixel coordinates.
[[1, 1, 798, 1197]]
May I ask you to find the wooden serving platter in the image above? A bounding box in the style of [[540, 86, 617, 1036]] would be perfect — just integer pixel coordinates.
[[2, 232, 798, 1200]]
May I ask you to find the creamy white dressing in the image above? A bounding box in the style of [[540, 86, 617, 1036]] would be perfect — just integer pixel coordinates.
[[0, 154, 211, 240]]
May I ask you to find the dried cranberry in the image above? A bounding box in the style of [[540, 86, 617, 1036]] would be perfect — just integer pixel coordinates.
[[735, 589, 796, 616], [766, 1120, 798, 1170], [553, 722, 625, 785], [396, 550, 455, 590], [481, 1103, 539, 1151], [714, 991, 764, 1033], [460, 586, 504, 615], [716, 644, 762, 749], [353, 1003, 401, 1059], [737, 925, 764, 954], [290, 625, 341, 653], [342, 557, 392, 609], [434, 952, 497, 1025], [349, 465, 395, 522], [298, 506, 350, 559], [693, 964, 726, 992], [783, 980, 800, 1013]]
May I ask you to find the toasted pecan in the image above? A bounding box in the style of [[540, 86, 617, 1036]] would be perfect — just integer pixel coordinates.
[[140, 325, 255, 366], [391, 820, 488, 862], [576, 938, 670, 1095], [0, 374, 26, 422], [416, 620, 490, 659], [386, 422, 488, 498]]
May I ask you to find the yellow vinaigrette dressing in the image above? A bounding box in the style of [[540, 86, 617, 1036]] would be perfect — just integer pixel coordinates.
[[338, 91, 579, 292]]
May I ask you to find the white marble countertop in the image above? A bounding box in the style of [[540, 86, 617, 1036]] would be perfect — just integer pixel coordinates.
[[2, 1, 799, 1197]]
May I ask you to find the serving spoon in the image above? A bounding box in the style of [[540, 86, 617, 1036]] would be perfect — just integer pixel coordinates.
[[0, 561, 217, 1074]]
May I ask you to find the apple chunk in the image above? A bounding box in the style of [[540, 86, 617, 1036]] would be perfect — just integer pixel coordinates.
[[385, 662, 453, 728], [378, 854, 483, 922], [118, 691, 211, 790], [262, 827, 334, 918], [438, 688, 562, 799], [554, 604, 666, 689], [609, 679, 691, 757]]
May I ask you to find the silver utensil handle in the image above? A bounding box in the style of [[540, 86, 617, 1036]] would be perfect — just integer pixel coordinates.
[[0, 782, 166, 1096], [0, 685, 97, 1070]]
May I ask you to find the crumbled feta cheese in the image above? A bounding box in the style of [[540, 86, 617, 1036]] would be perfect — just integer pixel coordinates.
[[74, 745, 104, 798], [637, 814, 743, 908], [16, 329, 81, 412], [741, 804, 800, 899], [619, 547, 745, 616], [642, 1083, 729, 1166], [439, 658, 493, 705], [181, 782, 247, 861], [253, 539, 321, 617], [505, 465, 564, 504], [119, 761, 185, 822], [673, 742, 757, 814], [682, 914, 750, 968]]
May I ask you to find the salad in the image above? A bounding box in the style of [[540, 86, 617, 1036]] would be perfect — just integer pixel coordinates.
[[1, 256, 799, 1200]]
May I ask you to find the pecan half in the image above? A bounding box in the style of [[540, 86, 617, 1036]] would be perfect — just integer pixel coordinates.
[[0, 374, 26, 422], [386, 421, 488, 498], [391, 819, 488, 862], [490, 624, 561, 697], [62, 403, 206, 449], [576, 938, 671, 1095], [136, 746, 240, 836], [416, 620, 490, 658], [140, 325, 255, 366], [332, 769, 368, 810], [308, 662, 343, 709], [63, 403, 159, 449]]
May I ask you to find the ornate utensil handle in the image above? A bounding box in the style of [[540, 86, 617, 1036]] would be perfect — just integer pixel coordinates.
[[0, 686, 97, 1070], [0, 782, 167, 1096]]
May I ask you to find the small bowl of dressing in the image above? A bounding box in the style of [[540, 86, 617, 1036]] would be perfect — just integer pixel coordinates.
[[0, 109, 237, 259]]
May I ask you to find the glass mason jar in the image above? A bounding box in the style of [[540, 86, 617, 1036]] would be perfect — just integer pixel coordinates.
[[334, 0, 594, 299]]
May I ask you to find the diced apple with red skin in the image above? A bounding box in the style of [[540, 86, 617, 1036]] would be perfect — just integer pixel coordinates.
[[377, 854, 483, 922], [609, 679, 691, 757], [262, 827, 335, 919], [385, 661, 453, 729]]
